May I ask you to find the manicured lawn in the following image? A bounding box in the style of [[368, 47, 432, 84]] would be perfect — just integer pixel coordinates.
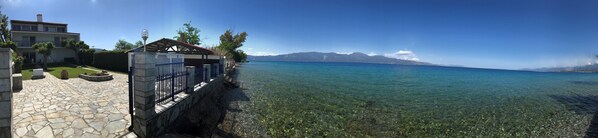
[[47, 67, 98, 79], [21, 69, 32, 80], [20, 66, 98, 80]]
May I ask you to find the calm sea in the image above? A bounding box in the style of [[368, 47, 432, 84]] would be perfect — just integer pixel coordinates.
[[237, 61, 598, 137]]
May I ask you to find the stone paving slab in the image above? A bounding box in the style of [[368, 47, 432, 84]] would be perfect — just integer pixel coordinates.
[[11, 72, 135, 138]]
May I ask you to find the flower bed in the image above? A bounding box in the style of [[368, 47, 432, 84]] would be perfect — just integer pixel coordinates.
[[79, 71, 113, 82]]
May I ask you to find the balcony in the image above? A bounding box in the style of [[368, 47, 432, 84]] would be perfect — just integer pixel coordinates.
[[14, 41, 62, 48]]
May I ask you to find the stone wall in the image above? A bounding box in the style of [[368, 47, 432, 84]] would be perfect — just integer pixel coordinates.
[[0, 48, 13, 138], [132, 52, 224, 138], [151, 76, 223, 136]]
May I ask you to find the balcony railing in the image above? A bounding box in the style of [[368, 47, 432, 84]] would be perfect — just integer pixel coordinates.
[[14, 41, 62, 48]]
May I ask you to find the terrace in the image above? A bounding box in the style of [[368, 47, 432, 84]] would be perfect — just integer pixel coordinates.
[[2, 36, 228, 137], [11, 71, 132, 137]]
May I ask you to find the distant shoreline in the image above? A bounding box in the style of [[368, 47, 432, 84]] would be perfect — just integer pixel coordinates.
[[248, 60, 598, 74]]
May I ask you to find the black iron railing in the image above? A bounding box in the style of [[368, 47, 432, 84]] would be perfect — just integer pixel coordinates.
[[155, 62, 188, 104]]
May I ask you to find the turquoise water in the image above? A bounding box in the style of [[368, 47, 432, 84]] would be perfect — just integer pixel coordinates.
[[237, 61, 598, 137]]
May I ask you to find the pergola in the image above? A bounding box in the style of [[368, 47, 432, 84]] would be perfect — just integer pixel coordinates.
[[127, 38, 214, 55], [127, 38, 221, 65]]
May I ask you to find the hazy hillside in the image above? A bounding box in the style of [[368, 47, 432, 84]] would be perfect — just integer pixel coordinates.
[[248, 52, 433, 65]]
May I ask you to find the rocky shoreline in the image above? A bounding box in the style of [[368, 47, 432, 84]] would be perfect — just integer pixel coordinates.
[[159, 66, 267, 138]]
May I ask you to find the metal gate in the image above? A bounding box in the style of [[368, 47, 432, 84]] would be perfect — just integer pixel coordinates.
[[127, 52, 188, 130]]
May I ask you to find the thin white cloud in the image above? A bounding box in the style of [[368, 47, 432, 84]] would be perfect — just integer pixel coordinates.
[[367, 52, 377, 56], [3, 0, 22, 2], [335, 52, 352, 55], [384, 50, 420, 61]]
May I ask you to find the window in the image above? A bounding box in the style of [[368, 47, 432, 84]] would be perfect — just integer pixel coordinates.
[[12, 25, 21, 31], [44, 27, 48, 32], [29, 37, 36, 46], [21, 36, 35, 47], [31, 25, 38, 31], [48, 27, 57, 32], [22, 25, 31, 31], [57, 27, 66, 32], [54, 37, 61, 47]]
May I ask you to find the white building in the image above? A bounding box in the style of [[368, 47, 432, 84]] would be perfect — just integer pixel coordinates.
[[11, 14, 80, 64]]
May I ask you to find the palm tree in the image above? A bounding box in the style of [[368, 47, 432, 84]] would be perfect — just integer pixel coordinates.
[[63, 39, 89, 65], [32, 42, 55, 70]]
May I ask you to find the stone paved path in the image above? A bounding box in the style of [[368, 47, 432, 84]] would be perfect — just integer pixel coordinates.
[[12, 72, 133, 138]]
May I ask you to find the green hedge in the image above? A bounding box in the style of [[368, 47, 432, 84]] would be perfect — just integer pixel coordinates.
[[78, 49, 94, 66], [93, 51, 128, 72]]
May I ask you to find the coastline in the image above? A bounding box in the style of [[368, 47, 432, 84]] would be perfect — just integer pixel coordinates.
[[160, 64, 267, 137], [214, 64, 268, 137]]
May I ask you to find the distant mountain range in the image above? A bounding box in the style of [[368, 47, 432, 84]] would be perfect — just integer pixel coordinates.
[[526, 64, 598, 73], [248, 52, 433, 65]]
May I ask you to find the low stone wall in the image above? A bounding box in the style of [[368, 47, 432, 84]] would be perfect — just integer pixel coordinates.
[[79, 74, 113, 82], [151, 76, 224, 136], [132, 52, 225, 138]]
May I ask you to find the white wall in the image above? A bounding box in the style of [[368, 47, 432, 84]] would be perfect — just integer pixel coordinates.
[[13, 32, 80, 63], [18, 48, 76, 63], [12, 32, 79, 47]]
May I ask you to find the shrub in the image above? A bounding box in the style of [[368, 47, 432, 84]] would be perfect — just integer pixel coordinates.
[[12, 54, 24, 73], [60, 69, 69, 79], [93, 50, 128, 72]]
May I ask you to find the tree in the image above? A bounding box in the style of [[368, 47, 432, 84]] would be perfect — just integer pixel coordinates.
[[134, 41, 143, 47], [32, 42, 55, 70], [63, 39, 90, 64], [217, 29, 248, 62], [114, 39, 135, 51], [235, 50, 247, 62], [0, 7, 10, 43], [173, 22, 201, 45], [0, 7, 24, 72], [0, 41, 16, 51]]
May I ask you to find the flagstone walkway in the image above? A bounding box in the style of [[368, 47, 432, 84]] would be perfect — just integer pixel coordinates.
[[11, 72, 134, 138]]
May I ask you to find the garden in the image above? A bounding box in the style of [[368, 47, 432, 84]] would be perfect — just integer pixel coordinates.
[[21, 64, 99, 80]]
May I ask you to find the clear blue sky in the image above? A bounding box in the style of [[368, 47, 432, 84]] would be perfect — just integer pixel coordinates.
[[2, 0, 598, 69]]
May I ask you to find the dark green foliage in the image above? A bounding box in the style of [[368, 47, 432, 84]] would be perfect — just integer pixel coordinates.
[[0, 9, 24, 72], [0, 7, 11, 42], [217, 30, 248, 62], [114, 39, 135, 51], [173, 21, 201, 45], [93, 51, 128, 72], [12, 53, 23, 73], [78, 49, 94, 65], [32, 42, 55, 70], [0, 41, 16, 51], [62, 39, 90, 64], [234, 50, 247, 62], [135, 41, 143, 47]]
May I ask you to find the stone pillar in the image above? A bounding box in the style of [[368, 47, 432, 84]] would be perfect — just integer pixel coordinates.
[[0, 48, 13, 138], [132, 52, 157, 138], [12, 74, 22, 91], [203, 64, 211, 81], [185, 66, 195, 93]]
